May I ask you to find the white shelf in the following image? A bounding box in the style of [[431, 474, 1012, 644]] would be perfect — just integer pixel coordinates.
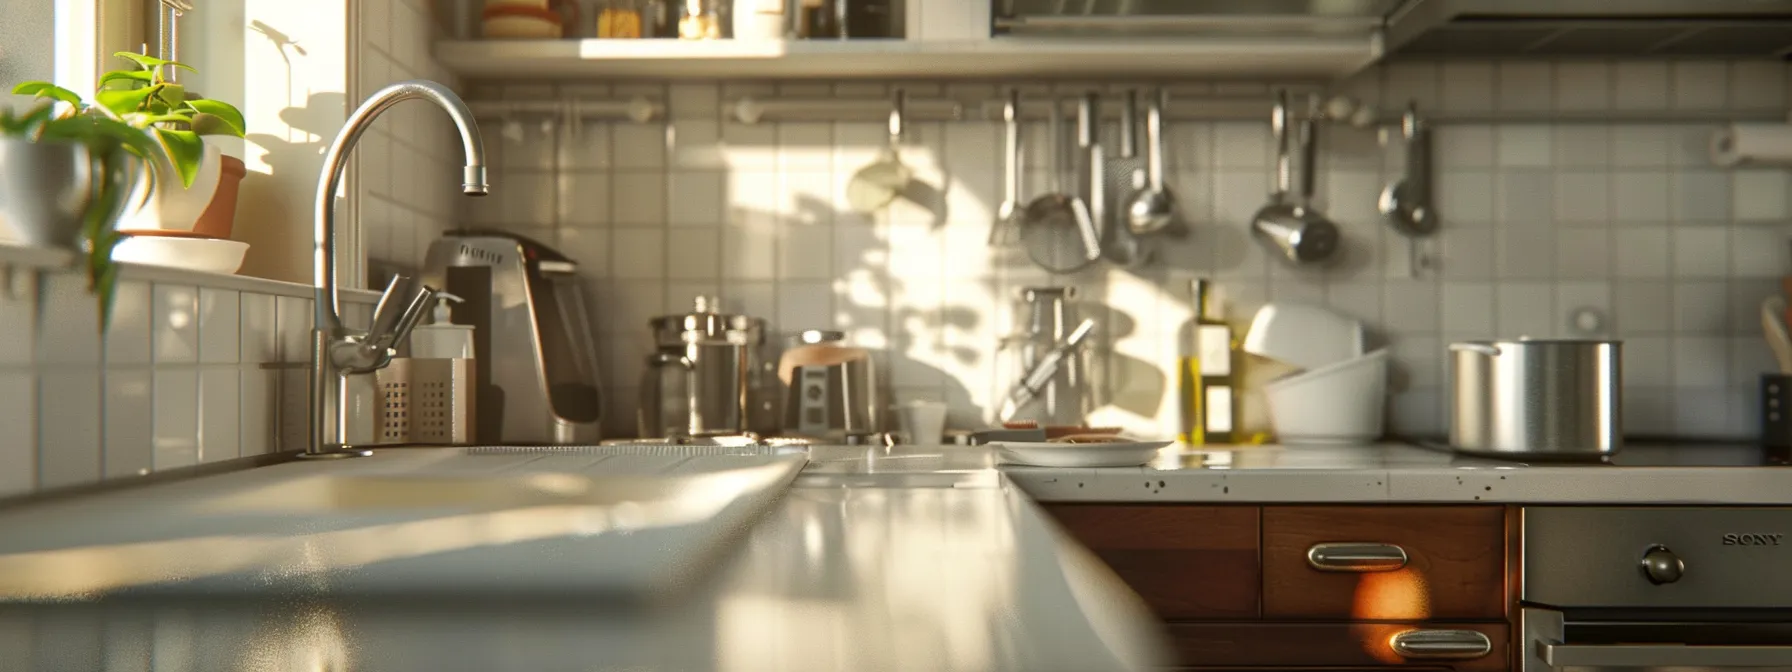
[[434, 37, 1380, 80]]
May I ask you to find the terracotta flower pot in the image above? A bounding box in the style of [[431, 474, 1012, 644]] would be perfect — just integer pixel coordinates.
[[192, 154, 246, 239]]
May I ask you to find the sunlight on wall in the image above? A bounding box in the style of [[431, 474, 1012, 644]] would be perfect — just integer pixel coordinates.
[[180, 0, 347, 284]]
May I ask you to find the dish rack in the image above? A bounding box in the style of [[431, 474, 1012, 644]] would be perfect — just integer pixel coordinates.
[[374, 359, 476, 444]]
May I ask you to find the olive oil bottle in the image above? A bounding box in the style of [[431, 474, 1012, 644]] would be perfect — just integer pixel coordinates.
[[1178, 279, 1236, 445]]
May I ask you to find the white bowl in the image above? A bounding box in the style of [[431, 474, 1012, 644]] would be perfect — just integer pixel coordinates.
[[1262, 349, 1388, 443], [1243, 302, 1365, 371], [112, 236, 248, 274]]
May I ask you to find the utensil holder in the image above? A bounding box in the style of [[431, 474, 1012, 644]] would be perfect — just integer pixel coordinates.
[[375, 358, 477, 445]]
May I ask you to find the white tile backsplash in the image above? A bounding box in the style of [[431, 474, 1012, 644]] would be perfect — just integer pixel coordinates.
[[37, 371, 100, 488], [1672, 280, 1729, 334], [1612, 172, 1670, 225], [103, 369, 153, 478], [1614, 281, 1674, 336], [152, 368, 199, 470], [1554, 62, 1611, 111], [0, 372, 35, 496], [1733, 170, 1790, 221], [37, 273, 101, 366], [199, 369, 240, 464], [1614, 62, 1670, 110], [1671, 227, 1730, 278], [0, 253, 368, 496], [152, 285, 198, 365], [105, 281, 152, 366], [438, 58, 1792, 441], [198, 289, 240, 365]]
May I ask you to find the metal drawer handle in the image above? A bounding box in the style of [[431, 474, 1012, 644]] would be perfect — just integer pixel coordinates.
[[1541, 642, 1792, 666], [1390, 630, 1492, 660], [1306, 542, 1409, 572]]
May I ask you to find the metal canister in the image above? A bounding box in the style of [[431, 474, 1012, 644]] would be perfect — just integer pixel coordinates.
[[1448, 339, 1622, 459], [639, 296, 764, 438]]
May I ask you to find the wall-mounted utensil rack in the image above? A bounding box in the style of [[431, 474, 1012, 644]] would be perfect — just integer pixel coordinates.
[[725, 88, 1331, 125], [730, 95, 965, 124], [475, 92, 1785, 129], [467, 96, 664, 123]]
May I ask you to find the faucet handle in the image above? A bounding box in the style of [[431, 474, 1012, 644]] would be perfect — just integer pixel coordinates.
[[366, 274, 438, 351]]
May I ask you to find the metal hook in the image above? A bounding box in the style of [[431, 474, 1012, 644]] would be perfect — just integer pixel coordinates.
[[888, 89, 906, 141]]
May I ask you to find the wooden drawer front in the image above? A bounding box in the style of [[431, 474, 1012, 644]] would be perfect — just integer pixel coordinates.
[[1044, 505, 1259, 620], [1166, 622, 1508, 670], [1263, 506, 1506, 620]]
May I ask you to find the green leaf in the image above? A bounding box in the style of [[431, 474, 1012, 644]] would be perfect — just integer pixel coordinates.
[[154, 84, 186, 109], [126, 113, 194, 127], [97, 70, 153, 88], [95, 87, 157, 119], [184, 99, 245, 137], [12, 81, 84, 107], [113, 52, 196, 74], [0, 104, 56, 136], [155, 128, 204, 189]]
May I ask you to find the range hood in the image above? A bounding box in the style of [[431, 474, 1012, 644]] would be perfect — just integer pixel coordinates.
[[994, 0, 1792, 58], [1384, 0, 1792, 57]]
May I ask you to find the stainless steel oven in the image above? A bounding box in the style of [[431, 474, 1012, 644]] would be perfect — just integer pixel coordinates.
[[1523, 507, 1792, 671]]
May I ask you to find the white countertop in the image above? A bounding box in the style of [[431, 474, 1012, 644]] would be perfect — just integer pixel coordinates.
[[997, 441, 1792, 504], [4, 440, 1791, 669], [0, 447, 1168, 671]]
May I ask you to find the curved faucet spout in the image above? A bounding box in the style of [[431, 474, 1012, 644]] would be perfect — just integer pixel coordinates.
[[307, 80, 488, 458], [314, 80, 487, 331]]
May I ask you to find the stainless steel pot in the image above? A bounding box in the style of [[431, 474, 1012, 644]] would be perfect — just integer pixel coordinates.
[[1448, 339, 1622, 459]]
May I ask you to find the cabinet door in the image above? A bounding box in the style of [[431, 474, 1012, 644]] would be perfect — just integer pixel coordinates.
[[1262, 506, 1507, 620], [1166, 622, 1508, 670], [1044, 505, 1259, 620]]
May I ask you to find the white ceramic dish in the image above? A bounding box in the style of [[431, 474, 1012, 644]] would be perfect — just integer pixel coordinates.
[[112, 236, 248, 274], [1243, 302, 1365, 371], [1262, 349, 1388, 443], [991, 441, 1172, 468]]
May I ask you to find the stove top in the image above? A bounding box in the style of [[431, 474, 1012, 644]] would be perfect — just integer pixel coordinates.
[[1414, 441, 1792, 468]]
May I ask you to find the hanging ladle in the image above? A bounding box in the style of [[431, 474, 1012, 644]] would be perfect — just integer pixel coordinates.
[[1126, 89, 1176, 235], [1379, 102, 1438, 237]]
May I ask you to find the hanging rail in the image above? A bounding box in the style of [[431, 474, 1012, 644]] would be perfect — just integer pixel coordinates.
[[467, 96, 664, 123], [473, 92, 1787, 128]]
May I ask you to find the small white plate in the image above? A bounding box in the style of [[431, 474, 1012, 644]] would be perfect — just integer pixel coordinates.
[[991, 441, 1172, 468], [113, 236, 248, 274]]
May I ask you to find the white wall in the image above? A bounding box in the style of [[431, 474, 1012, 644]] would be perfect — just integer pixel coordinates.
[[353, 0, 466, 273], [466, 60, 1792, 440]]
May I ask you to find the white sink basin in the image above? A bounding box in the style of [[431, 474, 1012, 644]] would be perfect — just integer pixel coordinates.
[[0, 453, 807, 601], [199, 471, 706, 514]]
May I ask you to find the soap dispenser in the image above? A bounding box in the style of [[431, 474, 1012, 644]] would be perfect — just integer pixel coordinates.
[[409, 293, 475, 359], [373, 292, 477, 445]]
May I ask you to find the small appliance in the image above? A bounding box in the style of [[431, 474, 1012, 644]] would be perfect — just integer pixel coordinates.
[[419, 230, 603, 444]]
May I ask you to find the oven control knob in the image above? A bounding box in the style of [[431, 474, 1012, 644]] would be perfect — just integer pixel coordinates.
[[1640, 545, 1684, 584]]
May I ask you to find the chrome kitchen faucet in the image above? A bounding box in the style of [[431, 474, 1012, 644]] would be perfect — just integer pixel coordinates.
[[304, 80, 488, 459]]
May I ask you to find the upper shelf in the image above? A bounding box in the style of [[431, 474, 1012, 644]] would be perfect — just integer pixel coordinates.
[[433, 37, 1382, 81]]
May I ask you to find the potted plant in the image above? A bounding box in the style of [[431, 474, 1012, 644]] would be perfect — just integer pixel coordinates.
[[24, 53, 247, 236], [0, 103, 157, 327], [4, 52, 245, 326]]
